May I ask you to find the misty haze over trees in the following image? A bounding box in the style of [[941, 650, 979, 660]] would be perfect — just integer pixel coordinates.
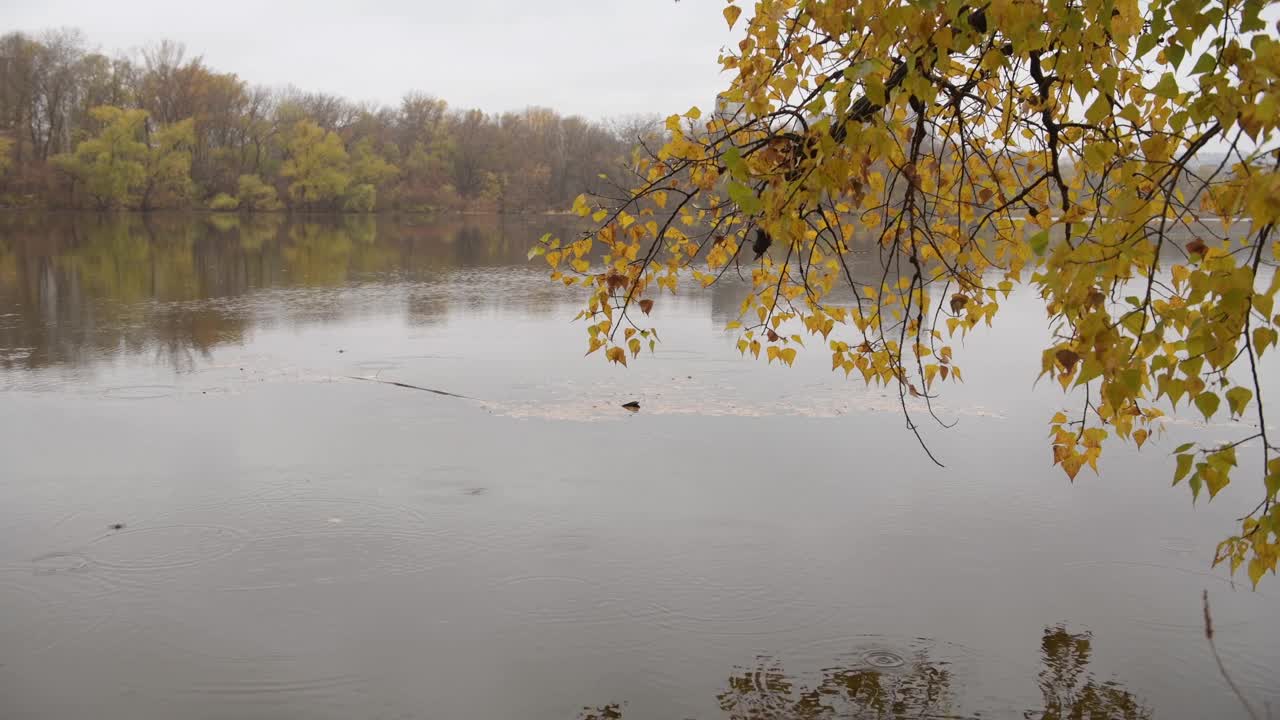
[[0, 29, 663, 213]]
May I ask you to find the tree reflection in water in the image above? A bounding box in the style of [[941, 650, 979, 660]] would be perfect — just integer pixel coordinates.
[[576, 626, 1151, 720], [1033, 626, 1152, 720], [0, 212, 585, 370]]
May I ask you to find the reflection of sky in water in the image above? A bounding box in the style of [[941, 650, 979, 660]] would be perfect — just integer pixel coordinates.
[[0, 213, 1277, 720]]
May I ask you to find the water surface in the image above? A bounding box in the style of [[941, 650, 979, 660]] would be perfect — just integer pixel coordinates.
[[0, 212, 1276, 719]]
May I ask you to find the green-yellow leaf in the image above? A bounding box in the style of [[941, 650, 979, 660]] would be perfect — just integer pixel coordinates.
[[1152, 73, 1180, 99], [1084, 95, 1111, 125], [1190, 52, 1217, 74], [727, 181, 762, 215], [1028, 229, 1049, 256], [1194, 391, 1220, 421], [1225, 386, 1252, 417], [1248, 557, 1266, 587], [723, 146, 746, 178], [1175, 453, 1194, 484]]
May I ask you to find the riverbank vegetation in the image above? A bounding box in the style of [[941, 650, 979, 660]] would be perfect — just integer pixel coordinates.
[[0, 31, 658, 213]]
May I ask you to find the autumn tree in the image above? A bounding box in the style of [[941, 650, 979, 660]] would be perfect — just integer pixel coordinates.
[[395, 92, 455, 210], [540, 0, 1280, 585], [52, 105, 148, 209], [0, 33, 40, 166], [49, 106, 194, 210], [139, 117, 195, 209], [347, 137, 399, 212], [28, 30, 89, 161], [0, 28, 634, 212], [280, 119, 350, 210], [236, 173, 280, 212], [448, 108, 499, 203]]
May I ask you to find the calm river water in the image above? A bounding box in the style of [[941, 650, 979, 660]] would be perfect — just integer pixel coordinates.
[[0, 212, 1276, 719]]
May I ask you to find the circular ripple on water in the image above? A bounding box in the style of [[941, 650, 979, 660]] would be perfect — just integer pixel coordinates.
[[183, 670, 369, 699], [159, 658, 374, 711], [719, 634, 1020, 719], [862, 649, 907, 670], [353, 360, 403, 372], [27, 550, 95, 576], [791, 633, 984, 671], [0, 572, 114, 659], [217, 495, 439, 530], [19, 550, 133, 598], [182, 495, 472, 591], [137, 495, 569, 591], [490, 574, 640, 626], [787, 632, 1031, 708], [84, 524, 249, 573], [219, 528, 454, 591], [0, 574, 54, 634], [1056, 559, 1269, 632], [102, 385, 177, 400], [637, 570, 842, 637], [0, 556, 133, 650], [390, 353, 464, 362]]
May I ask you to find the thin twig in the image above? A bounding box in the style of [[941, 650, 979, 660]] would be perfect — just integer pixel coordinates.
[[345, 375, 475, 400], [1203, 590, 1261, 720]]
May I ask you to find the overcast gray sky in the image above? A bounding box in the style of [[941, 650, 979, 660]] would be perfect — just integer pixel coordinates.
[[7, 0, 737, 119]]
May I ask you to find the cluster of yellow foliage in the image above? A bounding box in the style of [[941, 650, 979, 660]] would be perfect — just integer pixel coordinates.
[[538, 0, 1280, 585]]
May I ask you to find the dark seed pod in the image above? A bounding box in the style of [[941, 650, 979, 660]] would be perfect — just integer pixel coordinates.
[[967, 7, 988, 34], [752, 228, 773, 259]]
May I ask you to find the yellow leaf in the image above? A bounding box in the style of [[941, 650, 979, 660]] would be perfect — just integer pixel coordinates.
[[1248, 557, 1266, 587], [723, 4, 742, 29], [606, 346, 628, 367], [1255, 327, 1278, 356], [780, 348, 797, 366], [1061, 454, 1084, 481]]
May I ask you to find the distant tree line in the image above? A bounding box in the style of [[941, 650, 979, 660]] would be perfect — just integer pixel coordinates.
[[0, 29, 663, 213]]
